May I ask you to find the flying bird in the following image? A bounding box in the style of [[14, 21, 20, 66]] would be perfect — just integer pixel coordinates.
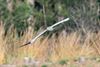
[[20, 18, 70, 48]]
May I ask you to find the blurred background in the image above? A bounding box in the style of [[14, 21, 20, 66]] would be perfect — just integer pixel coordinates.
[[0, 0, 100, 36], [0, 0, 100, 66]]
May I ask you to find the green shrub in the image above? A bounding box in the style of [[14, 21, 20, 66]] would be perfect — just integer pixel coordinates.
[[59, 59, 68, 65], [41, 64, 48, 67]]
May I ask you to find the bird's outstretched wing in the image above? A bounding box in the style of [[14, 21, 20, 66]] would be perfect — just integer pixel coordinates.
[[19, 41, 31, 47], [19, 18, 70, 48]]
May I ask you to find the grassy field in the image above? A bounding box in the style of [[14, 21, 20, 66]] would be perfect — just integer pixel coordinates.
[[0, 22, 100, 67]]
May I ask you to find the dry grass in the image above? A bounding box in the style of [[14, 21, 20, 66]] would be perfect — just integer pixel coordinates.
[[0, 22, 100, 66], [0, 21, 5, 64]]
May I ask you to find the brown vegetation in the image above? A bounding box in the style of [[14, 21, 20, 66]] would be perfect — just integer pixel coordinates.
[[0, 22, 100, 65]]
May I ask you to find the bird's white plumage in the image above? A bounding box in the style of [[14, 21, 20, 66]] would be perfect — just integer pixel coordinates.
[[23, 18, 70, 46]]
